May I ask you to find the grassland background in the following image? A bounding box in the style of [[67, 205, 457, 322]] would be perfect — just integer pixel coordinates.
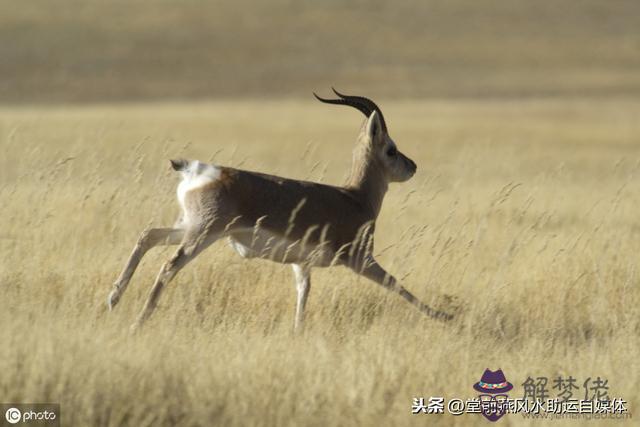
[[1, 1, 639, 427], [1, 0, 640, 102]]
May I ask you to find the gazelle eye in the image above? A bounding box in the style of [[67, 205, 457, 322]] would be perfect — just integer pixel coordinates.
[[386, 147, 397, 157]]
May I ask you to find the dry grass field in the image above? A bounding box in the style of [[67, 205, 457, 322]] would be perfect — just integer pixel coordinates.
[[1, 0, 640, 425], [0, 98, 639, 426]]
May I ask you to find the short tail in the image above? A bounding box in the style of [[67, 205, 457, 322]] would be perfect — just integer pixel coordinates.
[[169, 158, 188, 171]]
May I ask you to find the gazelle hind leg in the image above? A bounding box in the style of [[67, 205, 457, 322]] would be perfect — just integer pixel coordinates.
[[131, 226, 222, 332], [292, 264, 311, 333], [108, 227, 184, 310]]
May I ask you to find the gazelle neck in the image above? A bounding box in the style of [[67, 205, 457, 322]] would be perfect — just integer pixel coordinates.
[[345, 143, 388, 217]]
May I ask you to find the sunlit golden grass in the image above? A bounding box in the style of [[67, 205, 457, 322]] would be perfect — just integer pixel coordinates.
[[0, 99, 639, 426]]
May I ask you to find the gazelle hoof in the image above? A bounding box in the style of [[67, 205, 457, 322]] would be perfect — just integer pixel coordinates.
[[439, 294, 463, 320], [129, 322, 141, 335], [107, 288, 120, 311]]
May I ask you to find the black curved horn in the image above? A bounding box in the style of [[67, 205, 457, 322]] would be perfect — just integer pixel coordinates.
[[313, 88, 387, 132]]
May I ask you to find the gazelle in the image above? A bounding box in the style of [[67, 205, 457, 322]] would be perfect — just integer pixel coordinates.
[[108, 89, 453, 332]]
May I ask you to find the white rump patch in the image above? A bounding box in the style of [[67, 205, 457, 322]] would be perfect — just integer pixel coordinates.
[[176, 160, 221, 211]]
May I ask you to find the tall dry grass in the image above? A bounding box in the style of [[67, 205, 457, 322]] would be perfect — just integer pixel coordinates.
[[0, 99, 639, 426]]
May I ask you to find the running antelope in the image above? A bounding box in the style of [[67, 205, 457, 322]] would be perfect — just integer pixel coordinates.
[[108, 89, 453, 331]]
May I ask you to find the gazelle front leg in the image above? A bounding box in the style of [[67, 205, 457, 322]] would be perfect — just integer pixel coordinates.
[[351, 257, 453, 321], [291, 264, 311, 332], [108, 227, 184, 310]]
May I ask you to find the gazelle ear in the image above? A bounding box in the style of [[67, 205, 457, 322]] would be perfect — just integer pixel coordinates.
[[366, 111, 383, 143]]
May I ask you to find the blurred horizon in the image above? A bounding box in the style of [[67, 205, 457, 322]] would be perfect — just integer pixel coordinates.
[[1, 0, 639, 104]]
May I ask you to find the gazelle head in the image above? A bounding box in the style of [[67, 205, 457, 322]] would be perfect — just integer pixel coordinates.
[[314, 88, 417, 183]]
